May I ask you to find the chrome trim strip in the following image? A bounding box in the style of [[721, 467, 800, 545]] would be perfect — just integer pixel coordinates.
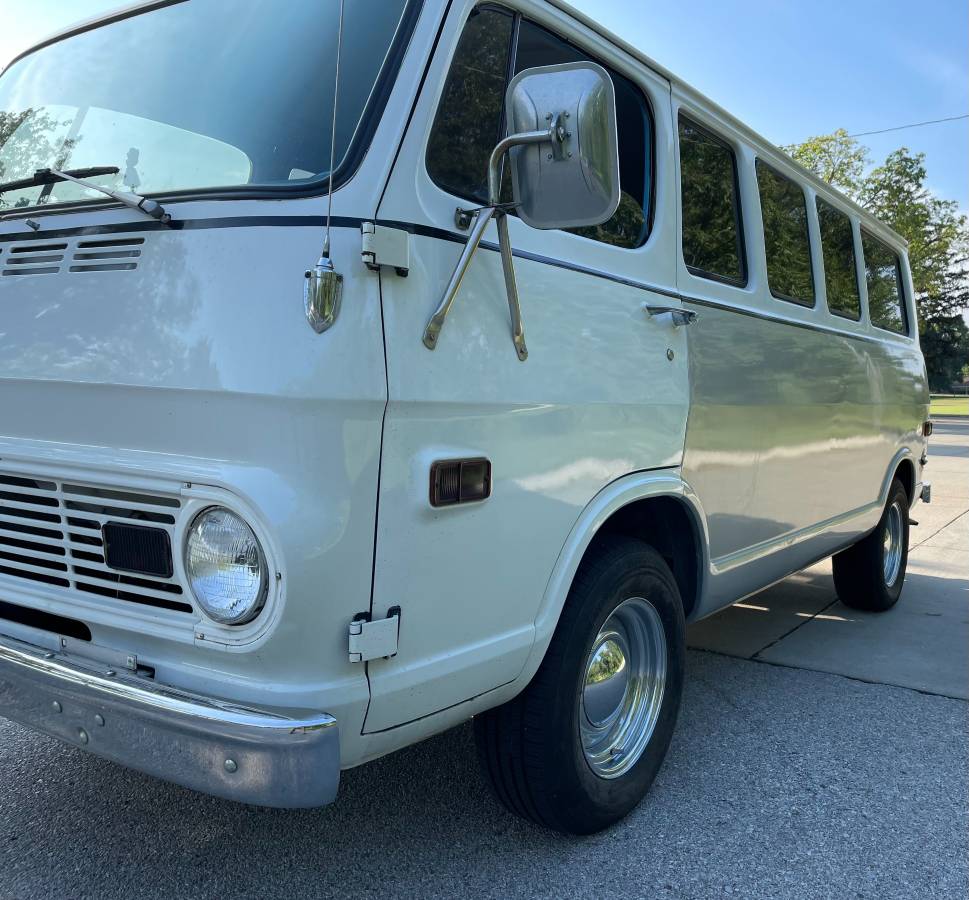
[[710, 500, 881, 575], [0, 214, 909, 345]]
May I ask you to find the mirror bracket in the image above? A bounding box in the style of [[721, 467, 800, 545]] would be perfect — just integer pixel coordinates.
[[423, 122, 564, 359]]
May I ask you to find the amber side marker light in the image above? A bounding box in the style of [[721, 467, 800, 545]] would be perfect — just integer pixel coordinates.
[[430, 458, 492, 508]]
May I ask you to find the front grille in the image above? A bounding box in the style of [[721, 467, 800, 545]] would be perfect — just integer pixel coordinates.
[[0, 472, 192, 615]]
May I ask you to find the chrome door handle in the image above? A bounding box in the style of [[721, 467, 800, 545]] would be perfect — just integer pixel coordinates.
[[642, 304, 697, 327]]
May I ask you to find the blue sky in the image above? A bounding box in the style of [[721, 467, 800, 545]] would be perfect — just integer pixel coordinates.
[[2, 0, 967, 209]]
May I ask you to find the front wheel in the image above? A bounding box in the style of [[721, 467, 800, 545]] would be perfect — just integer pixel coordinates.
[[833, 478, 910, 612], [474, 538, 685, 834]]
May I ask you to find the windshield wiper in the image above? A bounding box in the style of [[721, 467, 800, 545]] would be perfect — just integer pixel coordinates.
[[0, 167, 171, 224]]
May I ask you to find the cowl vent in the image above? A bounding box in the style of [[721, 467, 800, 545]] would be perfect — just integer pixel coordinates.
[[0, 235, 146, 276]]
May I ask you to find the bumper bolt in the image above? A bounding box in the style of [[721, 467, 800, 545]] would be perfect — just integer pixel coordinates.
[[94, 714, 105, 727], [51, 700, 62, 713], [224, 759, 238, 774], [78, 728, 89, 745]]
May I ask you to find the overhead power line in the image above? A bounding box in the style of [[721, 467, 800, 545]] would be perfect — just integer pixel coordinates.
[[848, 114, 968, 138]]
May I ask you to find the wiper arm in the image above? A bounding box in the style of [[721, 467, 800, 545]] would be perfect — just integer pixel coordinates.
[[0, 166, 171, 224], [0, 166, 119, 196]]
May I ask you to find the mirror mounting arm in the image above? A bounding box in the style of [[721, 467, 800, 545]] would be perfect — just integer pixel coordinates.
[[424, 125, 559, 359]]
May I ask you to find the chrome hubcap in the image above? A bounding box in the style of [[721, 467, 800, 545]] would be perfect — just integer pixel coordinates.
[[883, 501, 904, 587], [580, 597, 667, 779]]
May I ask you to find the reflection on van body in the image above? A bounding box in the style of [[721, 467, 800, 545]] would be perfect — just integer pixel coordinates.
[[0, 0, 929, 834]]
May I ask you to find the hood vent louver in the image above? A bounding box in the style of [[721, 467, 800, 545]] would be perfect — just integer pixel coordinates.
[[0, 235, 145, 276], [70, 237, 144, 273], [1, 242, 67, 277]]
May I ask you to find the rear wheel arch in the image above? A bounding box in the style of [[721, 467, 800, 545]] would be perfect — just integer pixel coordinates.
[[893, 457, 916, 505]]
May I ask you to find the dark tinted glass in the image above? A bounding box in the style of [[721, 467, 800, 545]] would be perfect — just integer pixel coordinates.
[[0, 0, 410, 208], [862, 232, 909, 334], [426, 11, 652, 249], [756, 160, 814, 304], [816, 199, 861, 319], [679, 118, 744, 283], [514, 22, 652, 248], [426, 8, 514, 204]]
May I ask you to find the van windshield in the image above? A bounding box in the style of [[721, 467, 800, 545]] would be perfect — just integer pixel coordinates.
[[0, 0, 411, 212]]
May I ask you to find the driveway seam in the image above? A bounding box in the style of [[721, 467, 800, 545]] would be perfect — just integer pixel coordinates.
[[691, 646, 969, 703], [910, 508, 968, 550], [749, 597, 840, 660]]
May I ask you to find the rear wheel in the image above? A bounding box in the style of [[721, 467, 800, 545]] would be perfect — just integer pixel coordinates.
[[474, 538, 685, 834], [833, 478, 910, 612]]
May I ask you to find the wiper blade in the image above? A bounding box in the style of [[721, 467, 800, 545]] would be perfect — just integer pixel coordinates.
[[0, 166, 171, 224], [0, 166, 119, 196]]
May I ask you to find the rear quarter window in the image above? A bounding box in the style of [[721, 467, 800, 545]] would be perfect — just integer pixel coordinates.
[[861, 231, 909, 335], [816, 199, 862, 320]]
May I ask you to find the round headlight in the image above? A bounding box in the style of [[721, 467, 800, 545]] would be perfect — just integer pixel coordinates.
[[184, 507, 268, 626]]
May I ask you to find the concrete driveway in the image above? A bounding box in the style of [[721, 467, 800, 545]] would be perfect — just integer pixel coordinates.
[[1, 423, 966, 900]]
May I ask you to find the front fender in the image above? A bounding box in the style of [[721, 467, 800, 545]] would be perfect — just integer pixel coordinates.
[[517, 468, 709, 688]]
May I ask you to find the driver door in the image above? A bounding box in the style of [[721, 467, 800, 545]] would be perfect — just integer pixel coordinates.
[[363, 3, 688, 733]]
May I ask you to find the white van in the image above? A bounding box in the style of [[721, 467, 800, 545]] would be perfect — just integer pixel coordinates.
[[0, 0, 930, 834]]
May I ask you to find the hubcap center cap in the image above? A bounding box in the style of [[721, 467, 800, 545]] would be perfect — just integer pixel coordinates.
[[584, 636, 630, 727]]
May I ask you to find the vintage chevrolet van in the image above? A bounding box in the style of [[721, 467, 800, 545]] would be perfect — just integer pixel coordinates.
[[0, 0, 930, 834]]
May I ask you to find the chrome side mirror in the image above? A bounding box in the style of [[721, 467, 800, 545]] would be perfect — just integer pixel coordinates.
[[506, 61, 620, 230], [424, 61, 621, 360]]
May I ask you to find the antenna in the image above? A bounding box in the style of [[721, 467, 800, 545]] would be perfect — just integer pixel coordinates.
[[303, 0, 347, 334], [322, 0, 346, 259]]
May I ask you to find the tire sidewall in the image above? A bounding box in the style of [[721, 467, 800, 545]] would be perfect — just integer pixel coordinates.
[[552, 545, 685, 831], [879, 481, 910, 605]]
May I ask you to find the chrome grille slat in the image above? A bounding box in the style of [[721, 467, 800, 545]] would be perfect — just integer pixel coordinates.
[[0, 470, 192, 618]]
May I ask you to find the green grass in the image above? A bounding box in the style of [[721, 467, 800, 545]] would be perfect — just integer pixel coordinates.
[[930, 395, 969, 417]]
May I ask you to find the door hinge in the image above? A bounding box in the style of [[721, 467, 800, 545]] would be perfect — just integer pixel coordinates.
[[348, 606, 400, 663], [361, 222, 410, 276]]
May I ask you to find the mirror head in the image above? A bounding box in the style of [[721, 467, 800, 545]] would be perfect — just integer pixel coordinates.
[[505, 61, 620, 231]]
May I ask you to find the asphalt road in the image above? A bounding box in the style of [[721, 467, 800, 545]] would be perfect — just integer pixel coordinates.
[[1, 650, 966, 899], [2, 422, 967, 899]]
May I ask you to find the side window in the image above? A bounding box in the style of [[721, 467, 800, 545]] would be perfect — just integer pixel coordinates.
[[862, 231, 909, 335], [426, 8, 653, 249], [816, 199, 861, 319], [678, 116, 745, 284], [426, 8, 514, 203], [755, 160, 814, 305]]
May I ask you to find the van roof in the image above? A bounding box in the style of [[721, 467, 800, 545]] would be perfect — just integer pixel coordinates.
[[7, 0, 908, 250]]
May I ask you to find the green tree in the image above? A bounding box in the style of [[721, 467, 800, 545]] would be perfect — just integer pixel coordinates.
[[784, 128, 869, 196], [783, 130, 969, 386], [921, 315, 969, 391]]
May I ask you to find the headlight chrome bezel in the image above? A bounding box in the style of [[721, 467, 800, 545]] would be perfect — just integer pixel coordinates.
[[183, 505, 269, 627]]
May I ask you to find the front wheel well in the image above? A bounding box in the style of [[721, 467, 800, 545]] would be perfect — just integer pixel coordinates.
[[589, 496, 701, 619]]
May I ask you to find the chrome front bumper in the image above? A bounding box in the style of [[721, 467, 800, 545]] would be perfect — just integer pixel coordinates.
[[0, 634, 339, 808]]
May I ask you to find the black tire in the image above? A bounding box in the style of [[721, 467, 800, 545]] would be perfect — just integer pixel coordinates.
[[474, 538, 685, 835], [833, 478, 910, 612]]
